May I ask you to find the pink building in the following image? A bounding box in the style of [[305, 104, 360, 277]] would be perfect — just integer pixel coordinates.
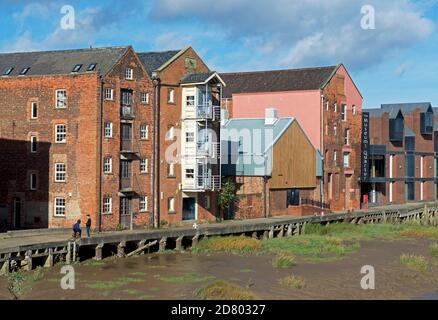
[[220, 64, 363, 212]]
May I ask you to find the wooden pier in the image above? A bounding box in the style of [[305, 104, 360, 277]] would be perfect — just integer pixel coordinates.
[[1, 203, 438, 274]]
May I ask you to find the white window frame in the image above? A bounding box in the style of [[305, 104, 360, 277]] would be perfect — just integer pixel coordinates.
[[140, 158, 148, 173], [141, 92, 149, 104], [341, 104, 347, 121], [103, 157, 112, 174], [104, 122, 113, 138], [55, 89, 67, 109], [31, 102, 38, 119], [168, 162, 174, 177], [168, 88, 175, 103], [186, 95, 195, 107], [343, 153, 350, 168], [168, 197, 175, 212], [344, 128, 349, 145], [389, 155, 394, 178], [55, 124, 67, 143], [103, 197, 112, 214], [352, 105, 356, 115], [30, 136, 37, 153], [54, 197, 66, 216], [30, 173, 37, 190], [139, 196, 148, 212], [54, 163, 66, 182], [334, 103, 337, 112], [186, 168, 195, 179], [420, 156, 424, 178], [166, 126, 174, 140], [333, 125, 337, 136], [125, 68, 133, 80], [389, 182, 394, 203], [105, 88, 114, 100], [186, 132, 195, 143], [333, 151, 337, 162], [140, 124, 149, 140]]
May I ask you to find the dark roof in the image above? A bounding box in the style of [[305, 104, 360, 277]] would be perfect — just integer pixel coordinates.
[[220, 65, 338, 98], [381, 102, 432, 119], [180, 71, 217, 84], [365, 108, 384, 117], [137, 50, 181, 76], [0, 46, 130, 77]]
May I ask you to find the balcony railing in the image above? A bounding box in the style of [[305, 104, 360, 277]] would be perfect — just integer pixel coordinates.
[[120, 105, 134, 120], [191, 102, 221, 121], [195, 174, 221, 191], [194, 142, 220, 158]]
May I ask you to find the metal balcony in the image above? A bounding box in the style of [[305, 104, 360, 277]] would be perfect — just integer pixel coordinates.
[[120, 176, 133, 192], [194, 142, 220, 159]]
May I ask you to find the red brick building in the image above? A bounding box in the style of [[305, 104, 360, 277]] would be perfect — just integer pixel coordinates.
[[362, 103, 438, 205], [220, 64, 363, 212], [0, 46, 153, 230], [138, 47, 224, 226]]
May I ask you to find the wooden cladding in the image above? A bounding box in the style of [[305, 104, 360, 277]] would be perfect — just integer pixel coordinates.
[[270, 121, 316, 189]]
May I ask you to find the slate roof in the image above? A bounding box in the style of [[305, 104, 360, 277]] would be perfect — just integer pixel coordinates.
[[137, 50, 181, 76], [0, 46, 130, 77], [220, 65, 338, 98], [180, 71, 217, 84], [366, 103, 433, 119]]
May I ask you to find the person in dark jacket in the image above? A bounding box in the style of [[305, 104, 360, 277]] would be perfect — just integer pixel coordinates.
[[85, 214, 92, 237], [72, 219, 81, 239]]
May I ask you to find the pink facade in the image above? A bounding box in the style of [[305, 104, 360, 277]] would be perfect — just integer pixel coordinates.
[[232, 90, 322, 150], [231, 65, 363, 150]]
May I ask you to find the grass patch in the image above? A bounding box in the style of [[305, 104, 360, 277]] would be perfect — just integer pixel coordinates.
[[239, 268, 253, 273], [272, 253, 296, 268], [194, 281, 257, 300], [278, 275, 306, 289], [400, 254, 429, 273], [83, 260, 106, 267], [429, 243, 438, 257], [193, 236, 262, 254], [130, 272, 147, 276], [122, 289, 141, 295], [6, 266, 47, 297], [84, 280, 126, 290], [158, 273, 215, 284]]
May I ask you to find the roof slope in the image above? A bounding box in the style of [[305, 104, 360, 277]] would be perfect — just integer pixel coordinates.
[[220, 65, 337, 98], [366, 102, 432, 118], [0, 46, 130, 77], [137, 50, 181, 76], [221, 118, 294, 176], [180, 71, 217, 84]]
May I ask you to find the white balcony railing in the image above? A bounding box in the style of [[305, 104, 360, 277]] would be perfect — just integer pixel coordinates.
[[193, 142, 220, 158]]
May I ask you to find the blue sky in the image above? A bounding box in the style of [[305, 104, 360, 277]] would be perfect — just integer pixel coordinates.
[[0, 0, 437, 108]]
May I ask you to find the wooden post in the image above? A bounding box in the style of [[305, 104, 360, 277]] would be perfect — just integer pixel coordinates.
[[66, 242, 72, 264], [95, 243, 104, 261], [25, 250, 33, 271], [252, 232, 258, 239], [137, 240, 146, 255], [192, 234, 199, 248], [268, 226, 274, 239], [44, 248, 54, 267], [286, 225, 292, 237], [302, 222, 306, 234], [117, 241, 126, 257], [262, 230, 269, 240], [159, 237, 167, 252], [293, 224, 300, 236], [277, 226, 284, 238], [176, 236, 184, 251]]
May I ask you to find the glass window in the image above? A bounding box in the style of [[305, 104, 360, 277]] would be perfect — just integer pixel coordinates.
[[168, 197, 175, 212], [168, 88, 175, 103], [186, 132, 194, 142], [167, 163, 174, 177], [55, 89, 67, 108], [31, 102, 38, 119], [30, 136, 37, 153], [105, 88, 113, 100], [343, 153, 350, 168], [140, 159, 148, 173], [186, 95, 195, 107], [30, 173, 37, 190], [104, 122, 112, 138], [54, 198, 66, 216], [103, 197, 112, 214], [186, 168, 194, 179], [104, 157, 112, 174], [141, 92, 149, 104], [341, 104, 347, 121], [344, 128, 349, 145], [139, 196, 148, 212], [125, 68, 133, 80], [140, 124, 148, 140], [55, 124, 67, 143], [55, 163, 66, 182]]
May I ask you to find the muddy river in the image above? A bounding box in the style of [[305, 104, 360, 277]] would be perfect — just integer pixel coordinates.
[[1, 239, 438, 300]]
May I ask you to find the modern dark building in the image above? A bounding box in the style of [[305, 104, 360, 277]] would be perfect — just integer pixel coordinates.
[[361, 102, 437, 206]]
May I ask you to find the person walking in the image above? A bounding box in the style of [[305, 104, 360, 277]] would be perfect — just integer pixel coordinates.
[[85, 214, 92, 238]]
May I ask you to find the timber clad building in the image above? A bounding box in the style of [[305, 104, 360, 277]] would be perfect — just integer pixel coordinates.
[[220, 64, 363, 212], [362, 103, 438, 205]]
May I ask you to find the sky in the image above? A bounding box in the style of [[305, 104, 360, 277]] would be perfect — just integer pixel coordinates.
[[0, 0, 437, 108]]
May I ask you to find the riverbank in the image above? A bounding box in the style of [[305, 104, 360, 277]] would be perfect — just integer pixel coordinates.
[[1, 222, 438, 300]]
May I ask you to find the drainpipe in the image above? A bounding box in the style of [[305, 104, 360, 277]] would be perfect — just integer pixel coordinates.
[[263, 154, 268, 218], [320, 93, 325, 209], [152, 75, 161, 228], [98, 75, 104, 232]]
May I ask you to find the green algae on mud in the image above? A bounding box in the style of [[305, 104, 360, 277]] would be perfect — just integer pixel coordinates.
[[194, 281, 258, 300], [157, 273, 215, 284]]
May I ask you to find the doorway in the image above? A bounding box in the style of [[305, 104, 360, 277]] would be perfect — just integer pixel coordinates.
[[182, 197, 196, 221], [13, 197, 21, 228]]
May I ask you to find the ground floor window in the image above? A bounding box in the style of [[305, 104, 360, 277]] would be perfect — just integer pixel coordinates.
[[405, 182, 415, 201], [54, 197, 66, 216], [287, 189, 300, 206], [103, 197, 112, 214]]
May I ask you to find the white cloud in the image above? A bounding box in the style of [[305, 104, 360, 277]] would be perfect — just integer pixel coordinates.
[[150, 0, 434, 70], [154, 32, 193, 51]]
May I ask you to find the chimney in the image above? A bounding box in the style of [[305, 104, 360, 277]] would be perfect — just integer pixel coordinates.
[[221, 108, 229, 126], [265, 108, 278, 125]]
